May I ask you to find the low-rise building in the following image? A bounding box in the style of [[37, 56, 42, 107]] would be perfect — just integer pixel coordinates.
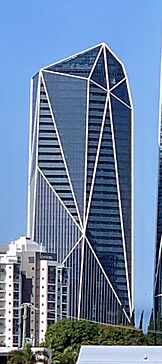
[[0, 236, 69, 347]]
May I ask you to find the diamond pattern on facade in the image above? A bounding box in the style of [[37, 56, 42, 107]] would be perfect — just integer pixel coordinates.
[[28, 43, 133, 324]]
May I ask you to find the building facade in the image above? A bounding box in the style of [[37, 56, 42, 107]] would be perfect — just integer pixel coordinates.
[[0, 237, 68, 347], [28, 43, 133, 324], [154, 59, 162, 329]]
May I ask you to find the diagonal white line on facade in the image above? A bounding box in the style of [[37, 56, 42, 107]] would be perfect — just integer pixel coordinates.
[[103, 45, 109, 90], [41, 72, 84, 230], [110, 92, 132, 109], [109, 93, 132, 316], [154, 237, 162, 289], [37, 166, 83, 234], [125, 73, 134, 309], [153, 54, 162, 299], [77, 237, 85, 319], [158, 54, 162, 146], [41, 43, 103, 71], [109, 61, 134, 309], [84, 236, 130, 322], [108, 54, 134, 310], [88, 45, 103, 79], [31, 72, 41, 241], [29, 107, 38, 184], [85, 93, 109, 228], [27, 78, 34, 237], [62, 235, 83, 264], [90, 79, 108, 92], [42, 69, 88, 81], [83, 80, 90, 227], [104, 43, 127, 73], [109, 77, 126, 92], [29, 74, 40, 183], [30, 77, 40, 152]]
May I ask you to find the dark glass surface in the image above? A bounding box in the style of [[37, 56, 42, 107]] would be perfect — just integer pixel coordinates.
[[155, 118, 162, 272], [106, 49, 124, 88], [110, 95, 132, 284], [38, 81, 79, 223], [80, 241, 127, 324], [86, 102, 129, 314], [91, 50, 107, 89], [111, 80, 131, 106], [45, 46, 101, 77], [64, 239, 82, 319], [34, 171, 81, 260], [86, 81, 107, 212], [43, 72, 87, 221]]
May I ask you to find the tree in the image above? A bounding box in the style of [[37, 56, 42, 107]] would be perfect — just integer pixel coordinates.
[[7, 343, 36, 364], [44, 319, 147, 363]]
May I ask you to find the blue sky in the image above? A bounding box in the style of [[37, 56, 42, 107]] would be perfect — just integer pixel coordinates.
[[0, 0, 161, 326]]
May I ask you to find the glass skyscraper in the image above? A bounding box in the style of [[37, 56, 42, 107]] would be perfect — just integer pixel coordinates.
[[28, 43, 133, 324], [154, 60, 162, 328]]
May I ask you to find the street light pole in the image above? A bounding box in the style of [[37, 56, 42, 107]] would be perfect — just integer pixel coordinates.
[[18, 303, 38, 348]]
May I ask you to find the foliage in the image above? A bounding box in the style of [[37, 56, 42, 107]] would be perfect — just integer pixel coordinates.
[[44, 319, 148, 364], [7, 343, 35, 364]]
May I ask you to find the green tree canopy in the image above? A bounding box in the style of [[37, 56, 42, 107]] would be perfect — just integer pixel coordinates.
[[44, 319, 148, 363], [7, 343, 35, 364]]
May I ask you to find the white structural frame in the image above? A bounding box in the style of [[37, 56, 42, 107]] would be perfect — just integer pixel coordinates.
[[28, 43, 134, 323], [154, 52, 162, 301]]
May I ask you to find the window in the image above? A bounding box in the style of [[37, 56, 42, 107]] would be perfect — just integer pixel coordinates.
[[28, 257, 34, 263]]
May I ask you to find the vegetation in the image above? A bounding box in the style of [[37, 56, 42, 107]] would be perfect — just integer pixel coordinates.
[[44, 319, 148, 363], [7, 343, 36, 364]]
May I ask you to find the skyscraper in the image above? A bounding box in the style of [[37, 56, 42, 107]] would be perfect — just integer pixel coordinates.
[[154, 59, 162, 329], [28, 43, 133, 324]]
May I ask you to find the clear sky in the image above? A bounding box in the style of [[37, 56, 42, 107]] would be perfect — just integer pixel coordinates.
[[0, 0, 161, 327]]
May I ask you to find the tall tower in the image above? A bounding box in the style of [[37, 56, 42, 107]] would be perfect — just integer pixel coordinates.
[[154, 57, 162, 329], [28, 43, 133, 324]]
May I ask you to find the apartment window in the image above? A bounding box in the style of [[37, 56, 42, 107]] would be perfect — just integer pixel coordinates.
[[28, 257, 34, 263]]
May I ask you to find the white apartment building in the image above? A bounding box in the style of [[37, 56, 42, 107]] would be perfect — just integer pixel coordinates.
[[0, 236, 68, 347]]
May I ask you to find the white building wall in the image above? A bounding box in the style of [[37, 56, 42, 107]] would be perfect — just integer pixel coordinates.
[[39, 260, 48, 343], [5, 264, 14, 347]]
